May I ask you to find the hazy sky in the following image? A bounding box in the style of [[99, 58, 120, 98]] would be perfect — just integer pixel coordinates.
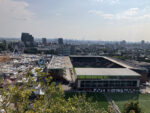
[[1, 0, 150, 41]]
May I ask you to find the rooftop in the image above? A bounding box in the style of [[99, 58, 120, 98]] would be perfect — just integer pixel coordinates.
[[75, 68, 141, 76], [48, 56, 73, 69], [102, 56, 134, 69], [70, 55, 102, 58]]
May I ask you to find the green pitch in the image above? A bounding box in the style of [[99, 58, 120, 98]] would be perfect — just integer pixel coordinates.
[[107, 93, 150, 113]]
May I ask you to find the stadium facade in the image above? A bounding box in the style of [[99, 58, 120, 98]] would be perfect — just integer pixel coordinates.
[[48, 55, 148, 92], [75, 68, 140, 91]]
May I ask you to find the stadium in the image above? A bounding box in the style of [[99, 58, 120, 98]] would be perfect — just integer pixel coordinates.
[[48, 55, 148, 92]]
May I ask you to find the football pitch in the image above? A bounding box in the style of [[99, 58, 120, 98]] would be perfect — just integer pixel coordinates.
[[107, 93, 150, 113]]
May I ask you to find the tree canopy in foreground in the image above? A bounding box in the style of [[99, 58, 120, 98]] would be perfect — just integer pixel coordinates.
[[123, 101, 142, 113], [0, 69, 114, 113]]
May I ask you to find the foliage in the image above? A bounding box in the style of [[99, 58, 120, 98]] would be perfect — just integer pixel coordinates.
[[123, 101, 142, 113], [65, 92, 109, 110], [107, 105, 115, 113], [0, 69, 109, 113]]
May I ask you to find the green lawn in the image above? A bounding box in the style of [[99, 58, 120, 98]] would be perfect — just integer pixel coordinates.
[[65, 93, 109, 110], [77, 75, 118, 79], [107, 93, 150, 113]]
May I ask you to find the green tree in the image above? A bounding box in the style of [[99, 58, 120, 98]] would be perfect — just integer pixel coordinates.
[[123, 101, 142, 113], [0, 69, 108, 113], [107, 105, 115, 113]]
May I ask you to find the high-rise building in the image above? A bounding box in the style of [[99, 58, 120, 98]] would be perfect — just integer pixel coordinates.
[[42, 38, 47, 45], [58, 38, 63, 45], [120, 40, 126, 46], [21, 33, 34, 47], [70, 45, 76, 55], [141, 40, 145, 45]]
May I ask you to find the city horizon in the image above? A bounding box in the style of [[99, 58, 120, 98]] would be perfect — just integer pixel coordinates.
[[0, 35, 149, 43]]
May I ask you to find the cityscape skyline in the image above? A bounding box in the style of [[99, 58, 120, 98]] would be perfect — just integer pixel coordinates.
[[1, 0, 150, 41]]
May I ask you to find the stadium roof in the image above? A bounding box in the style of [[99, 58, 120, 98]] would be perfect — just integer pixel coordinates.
[[70, 55, 102, 58], [48, 56, 73, 69], [75, 68, 141, 76], [70, 55, 144, 70], [102, 56, 142, 69]]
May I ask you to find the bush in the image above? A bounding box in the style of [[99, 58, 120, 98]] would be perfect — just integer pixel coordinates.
[[123, 101, 142, 113]]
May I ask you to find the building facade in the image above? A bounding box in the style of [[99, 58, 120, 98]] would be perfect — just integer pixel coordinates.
[[21, 33, 34, 47], [58, 38, 63, 45], [42, 38, 47, 45]]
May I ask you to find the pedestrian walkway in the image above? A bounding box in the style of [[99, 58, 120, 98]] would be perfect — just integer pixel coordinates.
[[105, 93, 121, 113]]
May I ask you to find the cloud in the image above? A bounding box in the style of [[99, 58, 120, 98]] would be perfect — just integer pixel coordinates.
[[111, 0, 119, 5], [0, 0, 36, 37], [88, 10, 102, 15], [95, 0, 104, 2], [89, 8, 150, 21], [0, 0, 34, 21], [124, 8, 139, 16], [115, 8, 150, 20], [93, 0, 119, 5], [102, 14, 114, 19], [114, 8, 139, 20]]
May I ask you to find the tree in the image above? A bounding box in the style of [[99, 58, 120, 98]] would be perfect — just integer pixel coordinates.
[[0, 43, 7, 52], [0, 69, 108, 113], [107, 105, 115, 113], [123, 101, 142, 113]]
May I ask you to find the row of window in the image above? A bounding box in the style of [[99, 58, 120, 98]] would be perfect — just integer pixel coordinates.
[[77, 76, 139, 79], [80, 80, 137, 88]]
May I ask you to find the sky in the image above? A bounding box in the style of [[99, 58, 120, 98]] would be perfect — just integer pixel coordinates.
[[0, 0, 150, 41]]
